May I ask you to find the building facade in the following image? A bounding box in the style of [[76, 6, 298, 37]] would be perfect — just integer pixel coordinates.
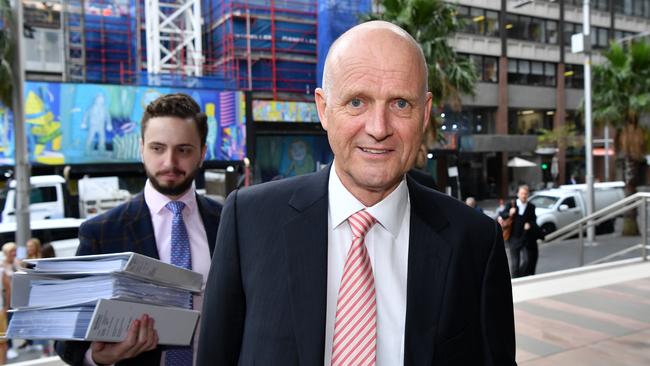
[[443, 0, 650, 199]]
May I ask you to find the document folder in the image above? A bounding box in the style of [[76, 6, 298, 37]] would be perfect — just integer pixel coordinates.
[[7, 299, 200, 345], [22, 252, 203, 292]]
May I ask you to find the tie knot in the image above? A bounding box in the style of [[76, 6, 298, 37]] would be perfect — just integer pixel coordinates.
[[348, 210, 376, 239], [165, 201, 186, 215]]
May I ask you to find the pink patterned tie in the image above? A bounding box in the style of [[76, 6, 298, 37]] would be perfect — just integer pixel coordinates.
[[331, 209, 377, 366]]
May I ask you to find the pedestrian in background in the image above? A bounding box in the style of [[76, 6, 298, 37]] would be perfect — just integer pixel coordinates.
[[498, 185, 540, 277], [465, 196, 484, 213], [25, 238, 42, 259]]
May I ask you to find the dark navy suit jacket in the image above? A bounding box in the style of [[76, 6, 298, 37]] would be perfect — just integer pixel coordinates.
[[55, 192, 222, 366], [197, 167, 516, 365]]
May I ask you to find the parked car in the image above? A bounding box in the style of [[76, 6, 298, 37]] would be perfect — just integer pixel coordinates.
[[529, 181, 625, 237]]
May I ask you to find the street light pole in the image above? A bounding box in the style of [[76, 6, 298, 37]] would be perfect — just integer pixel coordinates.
[[583, 0, 596, 243], [10, 0, 31, 248]]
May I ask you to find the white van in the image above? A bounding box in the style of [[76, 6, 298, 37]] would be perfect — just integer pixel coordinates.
[[529, 181, 625, 237], [1, 175, 67, 223], [1, 175, 130, 223]]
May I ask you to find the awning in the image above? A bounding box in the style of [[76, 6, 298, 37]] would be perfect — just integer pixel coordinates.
[[507, 157, 537, 167]]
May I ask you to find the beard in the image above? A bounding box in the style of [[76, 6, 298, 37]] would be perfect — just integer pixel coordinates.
[[146, 165, 199, 197]]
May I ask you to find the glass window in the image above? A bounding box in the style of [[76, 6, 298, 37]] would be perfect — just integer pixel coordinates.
[[485, 10, 499, 37], [529, 17, 545, 43], [634, 0, 644, 14], [561, 197, 577, 208], [484, 56, 498, 83], [519, 60, 530, 74], [508, 59, 518, 73], [545, 63, 556, 86], [531, 61, 544, 86], [546, 20, 558, 44], [598, 28, 609, 48], [565, 64, 584, 89], [600, 0, 610, 10], [508, 59, 520, 84], [471, 8, 485, 34], [30, 187, 57, 204]]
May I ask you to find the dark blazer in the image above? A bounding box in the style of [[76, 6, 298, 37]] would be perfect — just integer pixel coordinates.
[[55, 192, 222, 366], [501, 201, 538, 248], [198, 167, 516, 365]]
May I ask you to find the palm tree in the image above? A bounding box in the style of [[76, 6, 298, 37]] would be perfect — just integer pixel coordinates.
[[0, 0, 14, 107], [363, 0, 478, 147], [592, 40, 650, 235]]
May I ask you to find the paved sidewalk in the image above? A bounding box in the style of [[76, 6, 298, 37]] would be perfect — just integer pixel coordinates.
[[513, 261, 650, 365]]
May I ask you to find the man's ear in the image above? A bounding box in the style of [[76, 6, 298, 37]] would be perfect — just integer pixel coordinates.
[[315, 88, 328, 131], [199, 145, 207, 167]]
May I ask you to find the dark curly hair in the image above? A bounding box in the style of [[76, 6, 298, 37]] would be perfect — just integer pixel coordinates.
[[140, 93, 208, 146]]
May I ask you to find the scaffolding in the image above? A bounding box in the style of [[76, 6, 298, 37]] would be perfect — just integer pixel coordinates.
[[203, 0, 318, 99], [62, 0, 137, 84], [57, 0, 317, 93], [144, 0, 204, 77]]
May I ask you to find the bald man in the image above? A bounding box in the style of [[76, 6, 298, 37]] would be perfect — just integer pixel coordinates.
[[197, 21, 516, 365]]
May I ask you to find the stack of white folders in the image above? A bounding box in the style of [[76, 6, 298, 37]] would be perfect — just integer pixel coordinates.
[[7, 252, 203, 346]]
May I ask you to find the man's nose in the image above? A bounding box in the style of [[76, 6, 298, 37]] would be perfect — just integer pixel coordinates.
[[162, 150, 177, 167], [365, 105, 392, 141]]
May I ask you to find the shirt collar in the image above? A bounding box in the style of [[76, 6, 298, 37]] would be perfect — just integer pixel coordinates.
[[328, 162, 409, 238], [144, 180, 197, 215]]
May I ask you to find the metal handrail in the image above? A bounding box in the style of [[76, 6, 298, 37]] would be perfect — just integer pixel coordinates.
[[542, 192, 649, 266]]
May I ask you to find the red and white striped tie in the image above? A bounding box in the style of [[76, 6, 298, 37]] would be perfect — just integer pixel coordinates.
[[331, 209, 377, 366]]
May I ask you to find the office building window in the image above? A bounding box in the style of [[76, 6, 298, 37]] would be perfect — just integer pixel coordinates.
[[459, 54, 499, 83], [457, 6, 500, 37], [614, 29, 637, 41], [508, 109, 555, 135], [613, 0, 650, 16], [566, 0, 610, 11], [440, 107, 495, 135], [564, 23, 610, 49], [564, 64, 584, 89], [508, 59, 556, 86], [506, 14, 558, 44]]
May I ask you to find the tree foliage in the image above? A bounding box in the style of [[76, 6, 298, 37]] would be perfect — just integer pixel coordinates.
[[0, 0, 14, 108], [537, 122, 582, 150], [592, 40, 650, 161], [591, 39, 650, 235]]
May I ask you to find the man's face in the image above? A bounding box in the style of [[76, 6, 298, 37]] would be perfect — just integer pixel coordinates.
[[315, 29, 432, 204], [140, 116, 206, 198], [518, 187, 529, 203]]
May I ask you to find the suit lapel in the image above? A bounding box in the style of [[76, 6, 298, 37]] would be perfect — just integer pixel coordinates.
[[124, 194, 160, 259], [404, 178, 453, 365], [284, 168, 330, 365], [196, 194, 220, 256]]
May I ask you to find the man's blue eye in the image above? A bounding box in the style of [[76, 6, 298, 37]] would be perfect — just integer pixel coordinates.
[[350, 99, 362, 107], [396, 99, 408, 109]]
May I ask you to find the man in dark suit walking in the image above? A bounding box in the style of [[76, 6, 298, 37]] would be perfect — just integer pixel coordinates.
[[198, 21, 516, 365], [56, 93, 221, 366], [499, 184, 538, 278]]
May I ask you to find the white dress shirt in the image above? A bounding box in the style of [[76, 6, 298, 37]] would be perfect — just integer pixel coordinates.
[[86, 180, 210, 366], [516, 198, 528, 215], [324, 167, 410, 366]]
